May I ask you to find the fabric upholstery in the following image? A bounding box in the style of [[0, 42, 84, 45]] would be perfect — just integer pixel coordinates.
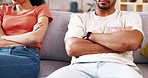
[[137, 64, 148, 78], [40, 11, 71, 62], [38, 60, 69, 78]]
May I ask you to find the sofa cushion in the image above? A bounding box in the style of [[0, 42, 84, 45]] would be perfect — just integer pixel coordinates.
[[134, 12, 148, 64], [40, 11, 72, 62], [38, 60, 69, 78], [137, 64, 148, 77]]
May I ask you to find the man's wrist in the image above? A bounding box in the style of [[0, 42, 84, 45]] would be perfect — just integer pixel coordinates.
[[83, 32, 92, 40]]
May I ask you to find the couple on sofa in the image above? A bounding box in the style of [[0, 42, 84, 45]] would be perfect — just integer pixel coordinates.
[[0, 0, 144, 78]]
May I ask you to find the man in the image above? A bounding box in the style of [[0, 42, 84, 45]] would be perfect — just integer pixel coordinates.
[[47, 0, 144, 78]]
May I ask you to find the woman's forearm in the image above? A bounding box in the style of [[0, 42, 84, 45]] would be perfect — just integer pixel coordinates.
[[0, 38, 24, 47], [1, 32, 39, 46], [0, 16, 49, 46]]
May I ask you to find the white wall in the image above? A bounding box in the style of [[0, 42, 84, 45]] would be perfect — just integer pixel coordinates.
[[49, 0, 81, 11], [49, 0, 96, 12], [2, 0, 11, 3], [48, 0, 120, 12]]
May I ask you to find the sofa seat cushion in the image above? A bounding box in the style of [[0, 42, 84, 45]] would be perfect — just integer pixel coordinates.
[[38, 60, 70, 78], [137, 64, 148, 78]]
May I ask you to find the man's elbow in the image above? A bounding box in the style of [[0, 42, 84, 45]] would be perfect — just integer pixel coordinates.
[[123, 41, 142, 51], [67, 51, 74, 57], [66, 45, 76, 57], [65, 44, 80, 57]]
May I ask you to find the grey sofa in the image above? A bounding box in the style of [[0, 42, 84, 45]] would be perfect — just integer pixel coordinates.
[[38, 11, 148, 78]]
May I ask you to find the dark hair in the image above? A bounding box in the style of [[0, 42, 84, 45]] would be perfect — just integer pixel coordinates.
[[30, 0, 45, 6]]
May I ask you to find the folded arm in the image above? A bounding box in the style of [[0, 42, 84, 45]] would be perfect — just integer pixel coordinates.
[[0, 16, 49, 46], [65, 37, 115, 57], [89, 29, 143, 52], [0, 25, 23, 47]]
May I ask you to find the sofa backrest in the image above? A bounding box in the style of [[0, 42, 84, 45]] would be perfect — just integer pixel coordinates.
[[40, 11, 72, 62], [134, 12, 148, 64], [40, 11, 148, 63]]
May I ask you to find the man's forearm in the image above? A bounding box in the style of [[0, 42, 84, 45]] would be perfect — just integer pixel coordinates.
[[89, 30, 143, 52], [65, 37, 115, 57]]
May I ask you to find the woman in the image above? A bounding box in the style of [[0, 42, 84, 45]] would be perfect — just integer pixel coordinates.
[[0, 0, 53, 78]]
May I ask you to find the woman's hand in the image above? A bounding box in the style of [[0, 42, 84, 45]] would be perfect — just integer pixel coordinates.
[[33, 22, 43, 31]]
